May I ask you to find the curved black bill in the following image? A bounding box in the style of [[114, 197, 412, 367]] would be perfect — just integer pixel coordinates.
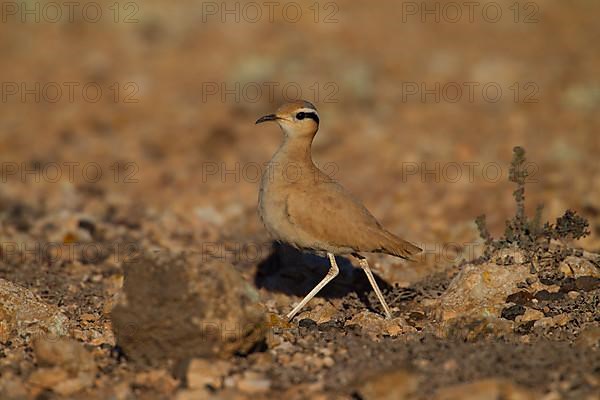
[[255, 114, 278, 124]]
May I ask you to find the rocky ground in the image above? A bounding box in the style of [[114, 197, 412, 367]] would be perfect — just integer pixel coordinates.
[[0, 148, 598, 399], [1, 0, 599, 399]]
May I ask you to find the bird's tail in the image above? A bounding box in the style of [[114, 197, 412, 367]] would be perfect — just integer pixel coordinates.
[[379, 230, 422, 260]]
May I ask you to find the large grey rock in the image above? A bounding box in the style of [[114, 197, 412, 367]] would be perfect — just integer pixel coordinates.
[[111, 250, 267, 366], [433, 262, 533, 322]]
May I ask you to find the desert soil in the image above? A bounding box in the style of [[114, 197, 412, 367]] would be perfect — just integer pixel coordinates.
[[0, 1, 599, 399]]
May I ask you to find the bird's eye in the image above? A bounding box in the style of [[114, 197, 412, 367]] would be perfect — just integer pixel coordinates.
[[296, 112, 305, 120]]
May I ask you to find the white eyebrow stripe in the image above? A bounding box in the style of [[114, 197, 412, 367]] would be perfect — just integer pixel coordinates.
[[298, 108, 319, 116]]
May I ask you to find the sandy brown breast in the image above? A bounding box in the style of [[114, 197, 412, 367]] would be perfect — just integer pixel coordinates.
[[259, 155, 420, 258]]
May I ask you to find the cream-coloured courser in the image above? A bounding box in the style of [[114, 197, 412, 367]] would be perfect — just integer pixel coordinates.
[[256, 100, 421, 321]]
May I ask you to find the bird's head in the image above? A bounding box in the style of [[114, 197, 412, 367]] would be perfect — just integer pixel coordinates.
[[256, 100, 319, 138]]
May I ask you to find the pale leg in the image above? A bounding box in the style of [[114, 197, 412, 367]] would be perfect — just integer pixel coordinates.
[[357, 257, 393, 319], [286, 253, 339, 321]]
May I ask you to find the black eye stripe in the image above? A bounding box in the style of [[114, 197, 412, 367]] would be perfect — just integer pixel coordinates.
[[297, 111, 319, 124], [306, 112, 319, 123]]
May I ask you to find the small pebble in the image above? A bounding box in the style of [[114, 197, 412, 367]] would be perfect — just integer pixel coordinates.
[[567, 291, 580, 299], [299, 318, 317, 330], [322, 356, 335, 368]]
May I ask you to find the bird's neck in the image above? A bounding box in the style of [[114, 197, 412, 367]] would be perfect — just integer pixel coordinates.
[[273, 135, 315, 166]]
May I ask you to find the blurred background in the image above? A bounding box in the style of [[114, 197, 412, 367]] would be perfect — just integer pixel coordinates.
[[1, 0, 598, 279], [1, 0, 600, 398]]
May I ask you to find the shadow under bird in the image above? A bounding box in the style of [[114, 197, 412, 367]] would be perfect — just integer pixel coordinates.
[[256, 100, 421, 321]]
